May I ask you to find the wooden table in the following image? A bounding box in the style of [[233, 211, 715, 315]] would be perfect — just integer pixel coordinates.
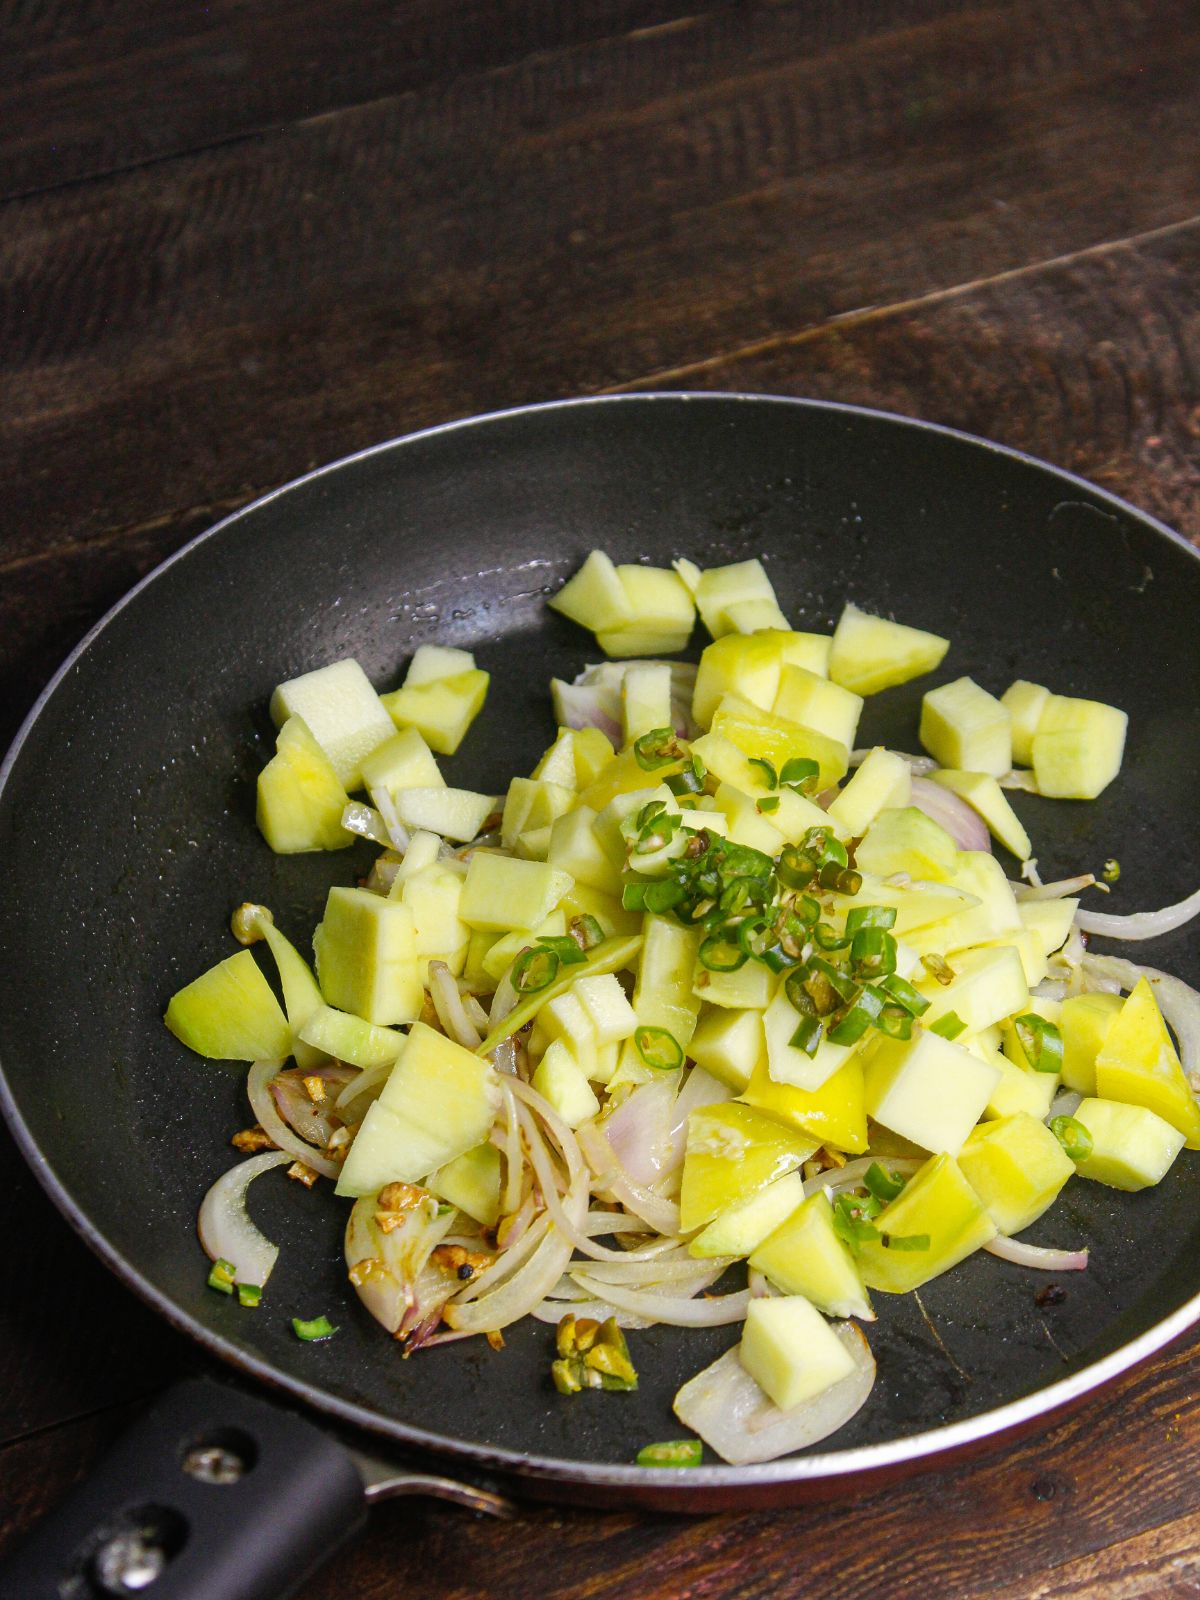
[[4, 3, 1200, 1594]]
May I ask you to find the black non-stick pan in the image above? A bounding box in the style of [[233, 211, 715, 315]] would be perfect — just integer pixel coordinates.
[[2, 396, 1199, 1598]]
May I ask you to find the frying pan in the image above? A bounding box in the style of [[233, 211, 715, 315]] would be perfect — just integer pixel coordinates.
[[2, 394, 1199, 1598]]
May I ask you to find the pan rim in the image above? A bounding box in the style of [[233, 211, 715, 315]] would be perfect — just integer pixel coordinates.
[[3, 389, 1199, 1491]]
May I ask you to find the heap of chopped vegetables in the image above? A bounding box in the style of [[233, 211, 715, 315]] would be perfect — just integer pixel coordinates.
[[167, 550, 1200, 1465]]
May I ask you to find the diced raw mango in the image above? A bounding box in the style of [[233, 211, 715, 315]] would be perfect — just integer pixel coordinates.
[[1018, 899, 1079, 961], [693, 959, 776, 1011], [616, 564, 695, 635], [296, 1003, 406, 1068], [359, 726, 445, 795], [1000, 681, 1051, 767], [336, 1022, 501, 1196], [257, 716, 354, 853], [403, 644, 475, 686], [1095, 977, 1200, 1147], [763, 988, 857, 1093], [400, 865, 469, 980], [548, 550, 633, 633], [905, 852, 1021, 957], [739, 1295, 856, 1411], [981, 1046, 1059, 1122], [741, 1054, 868, 1155], [865, 1029, 1000, 1154], [695, 560, 786, 639], [693, 634, 783, 726], [573, 973, 638, 1046], [592, 784, 678, 868], [1072, 1097, 1185, 1191], [394, 786, 496, 843], [165, 949, 291, 1061], [531, 729, 580, 789], [928, 770, 1031, 860], [826, 747, 912, 836], [916, 945, 1029, 1038], [622, 663, 673, 744], [1059, 991, 1124, 1095], [618, 916, 700, 1076], [824, 873, 979, 938], [390, 830, 441, 887], [462, 930, 499, 991], [969, 926, 1048, 990], [570, 727, 618, 787], [596, 627, 691, 657], [428, 1142, 502, 1227], [545, 806, 620, 894], [828, 602, 950, 696], [712, 782, 787, 856], [460, 854, 573, 933], [855, 807, 958, 883], [689, 1171, 807, 1259], [475, 934, 642, 1056], [381, 669, 490, 756], [679, 1104, 817, 1233], [750, 1191, 872, 1319], [313, 887, 423, 1025], [530, 989, 597, 1079], [689, 734, 846, 841], [687, 1006, 762, 1091], [673, 557, 702, 593], [1031, 695, 1128, 800], [556, 880, 642, 940], [920, 677, 1011, 777], [501, 778, 574, 850], [515, 824, 552, 861], [721, 597, 791, 633], [533, 1039, 602, 1129], [957, 1113, 1075, 1235], [857, 1155, 996, 1293], [711, 694, 849, 788], [772, 665, 863, 750], [243, 911, 327, 1069], [577, 748, 678, 812], [270, 658, 395, 790]]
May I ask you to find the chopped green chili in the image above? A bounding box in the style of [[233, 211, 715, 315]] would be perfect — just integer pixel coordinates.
[[877, 973, 931, 1016], [788, 1013, 824, 1056], [827, 984, 885, 1045], [929, 1011, 967, 1040], [780, 757, 821, 791], [1015, 1013, 1064, 1074], [1102, 858, 1121, 883], [237, 1283, 263, 1308], [569, 914, 605, 951], [634, 1025, 684, 1071], [512, 946, 560, 993], [636, 1439, 703, 1467], [633, 728, 681, 771], [293, 1314, 338, 1341], [881, 1233, 932, 1252], [864, 1163, 907, 1204], [207, 1258, 236, 1295], [757, 796, 781, 813], [1050, 1115, 1093, 1162], [845, 905, 897, 936], [537, 935, 588, 966], [748, 757, 778, 789]]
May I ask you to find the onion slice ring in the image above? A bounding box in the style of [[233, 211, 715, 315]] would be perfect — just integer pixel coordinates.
[[198, 1149, 291, 1287]]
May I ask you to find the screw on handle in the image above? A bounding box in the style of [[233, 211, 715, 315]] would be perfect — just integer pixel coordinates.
[[0, 1378, 368, 1600]]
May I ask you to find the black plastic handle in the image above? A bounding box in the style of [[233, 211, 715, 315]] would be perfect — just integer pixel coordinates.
[[0, 1377, 367, 1600]]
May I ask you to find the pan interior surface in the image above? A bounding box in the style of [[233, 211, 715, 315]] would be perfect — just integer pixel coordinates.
[[1, 395, 1198, 1487]]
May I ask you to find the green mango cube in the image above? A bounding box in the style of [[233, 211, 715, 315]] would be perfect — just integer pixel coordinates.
[[358, 726, 444, 795], [1095, 977, 1200, 1147], [313, 886, 422, 1026], [269, 658, 395, 791], [459, 854, 573, 933], [927, 770, 1031, 860], [395, 785, 496, 844], [403, 644, 476, 685], [547, 805, 621, 895], [738, 1295, 856, 1411], [1000, 680, 1051, 767], [687, 1006, 763, 1091], [256, 716, 354, 854], [711, 694, 850, 789], [692, 633, 785, 726], [855, 806, 958, 882], [688, 1171, 807, 1259], [621, 662, 674, 744], [1031, 695, 1127, 800], [857, 1154, 996, 1293], [1059, 991, 1124, 1095], [428, 1142, 502, 1227], [694, 559, 786, 639], [750, 1190, 873, 1320], [165, 949, 290, 1061], [548, 550, 633, 634], [915, 944, 1029, 1038], [381, 668, 490, 756], [1072, 1097, 1185, 1191], [296, 1003, 406, 1069], [864, 1029, 1000, 1155], [501, 778, 574, 850], [826, 746, 912, 836], [615, 563, 695, 634], [828, 602, 949, 696], [1018, 898, 1079, 961], [957, 1112, 1075, 1235], [919, 677, 1011, 777], [532, 1039, 601, 1129], [772, 665, 863, 750], [763, 987, 857, 1093]]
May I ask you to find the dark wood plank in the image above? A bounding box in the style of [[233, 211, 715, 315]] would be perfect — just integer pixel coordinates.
[[3, 0, 1196, 575], [0, 0, 715, 198]]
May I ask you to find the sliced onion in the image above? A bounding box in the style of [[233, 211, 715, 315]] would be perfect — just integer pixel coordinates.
[[444, 1180, 588, 1334], [368, 786, 411, 852], [246, 1059, 341, 1179], [550, 681, 623, 748], [530, 1298, 656, 1329], [341, 801, 395, 850], [984, 1236, 1089, 1272], [271, 1062, 355, 1145], [1030, 980, 1069, 1002], [568, 1257, 725, 1289], [344, 1198, 405, 1333], [577, 1122, 682, 1234], [666, 1067, 734, 1169], [601, 1078, 678, 1186], [334, 1061, 391, 1114], [804, 1155, 920, 1200], [198, 1150, 291, 1287], [1082, 956, 1200, 1080], [1075, 885, 1200, 942], [488, 967, 519, 1030], [1015, 875, 1096, 902], [429, 960, 482, 1048], [909, 777, 990, 853], [570, 1272, 749, 1326], [1048, 1089, 1082, 1121], [998, 769, 1041, 793], [673, 1321, 876, 1464], [851, 749, 936, 776]]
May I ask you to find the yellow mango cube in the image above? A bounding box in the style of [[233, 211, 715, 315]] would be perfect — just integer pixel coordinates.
[[1072, 1097, 1185, 1190], [957, 1112, 1075, 1235], [857, 1155, 996, 1293], [1095, 977, 1200, 1147]]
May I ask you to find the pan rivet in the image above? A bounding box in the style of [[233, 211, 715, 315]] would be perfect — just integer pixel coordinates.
[[182, 1444, 246, 1484], [92, 1531, 167, 1593]]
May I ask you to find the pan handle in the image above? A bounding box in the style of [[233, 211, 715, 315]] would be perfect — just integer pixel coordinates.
[[0, 1377, 368, 1600]]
